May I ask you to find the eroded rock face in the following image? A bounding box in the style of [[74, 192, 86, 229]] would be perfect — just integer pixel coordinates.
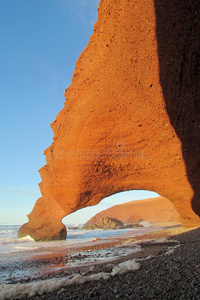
[[86, 197, 180, 226], [82, 217, 124, 230], [18, 0, 200, 240]]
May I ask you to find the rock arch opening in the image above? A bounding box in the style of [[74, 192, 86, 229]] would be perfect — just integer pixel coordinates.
[[63, 190, 180, 229]]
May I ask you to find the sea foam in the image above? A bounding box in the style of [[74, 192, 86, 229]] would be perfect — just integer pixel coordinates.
[[0, 259, 141, 300]]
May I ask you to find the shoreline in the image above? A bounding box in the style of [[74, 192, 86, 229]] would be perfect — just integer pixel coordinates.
[[0, 224, 198, 299]]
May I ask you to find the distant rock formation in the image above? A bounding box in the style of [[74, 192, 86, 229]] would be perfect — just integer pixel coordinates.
[[18, 0, 200, 241], [82, 217, 124, 230], [86, 197, 180, 227]]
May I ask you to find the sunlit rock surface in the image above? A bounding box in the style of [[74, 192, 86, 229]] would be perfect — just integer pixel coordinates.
[[18, 0, 200, 240], [85, 197, 180, 227]]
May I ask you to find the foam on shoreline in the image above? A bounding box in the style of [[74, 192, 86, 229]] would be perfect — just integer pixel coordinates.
[[0, 242, 181, 299], [0, 225, 188, 299], [0, 259, 141, 300]]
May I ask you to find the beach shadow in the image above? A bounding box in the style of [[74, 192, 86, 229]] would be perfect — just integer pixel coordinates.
[[154, 0, 200, 215]]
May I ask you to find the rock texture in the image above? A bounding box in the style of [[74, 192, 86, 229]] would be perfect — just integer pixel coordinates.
[[82, 217, 124, 230], [18, 0, 200, 240], [85, 197, 180, 226]]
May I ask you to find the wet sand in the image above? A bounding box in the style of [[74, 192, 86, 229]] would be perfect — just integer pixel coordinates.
[[0, 224, 185, 284], [30, 226, 200, 300], [1, 225, 199, 299]]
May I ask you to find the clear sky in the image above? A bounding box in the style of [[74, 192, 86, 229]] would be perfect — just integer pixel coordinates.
[[0, 0, 158, 225]]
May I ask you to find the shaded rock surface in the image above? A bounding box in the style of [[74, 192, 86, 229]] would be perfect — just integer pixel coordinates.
[[86, 197, 180, 227], [19, 0, 200, 240], [82, 217, 124, 230]]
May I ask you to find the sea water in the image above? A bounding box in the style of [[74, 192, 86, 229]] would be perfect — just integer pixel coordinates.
[[0, 225, 164, 299], [0, 225, 145, 280], [0, 224, 163, 260], [0, 225, 141, 255]]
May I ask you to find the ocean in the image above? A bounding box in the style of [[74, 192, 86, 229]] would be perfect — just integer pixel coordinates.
[[0, 224, 159, 257], [0, 224, 164, 299], [0, 224, 146, 257]]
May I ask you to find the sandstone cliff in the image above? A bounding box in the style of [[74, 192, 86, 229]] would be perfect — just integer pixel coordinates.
[[18, 0, 200, 240], [86, 197, 180, 226]]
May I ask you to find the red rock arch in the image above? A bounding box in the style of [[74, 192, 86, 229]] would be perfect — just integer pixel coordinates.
[[18, 0, 200, 240]]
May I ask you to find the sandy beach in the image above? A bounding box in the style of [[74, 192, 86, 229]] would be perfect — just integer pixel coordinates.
[[1, 224, 200, 299]]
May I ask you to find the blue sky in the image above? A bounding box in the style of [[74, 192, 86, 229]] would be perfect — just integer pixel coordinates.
[[0, 0, 158, 225]]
